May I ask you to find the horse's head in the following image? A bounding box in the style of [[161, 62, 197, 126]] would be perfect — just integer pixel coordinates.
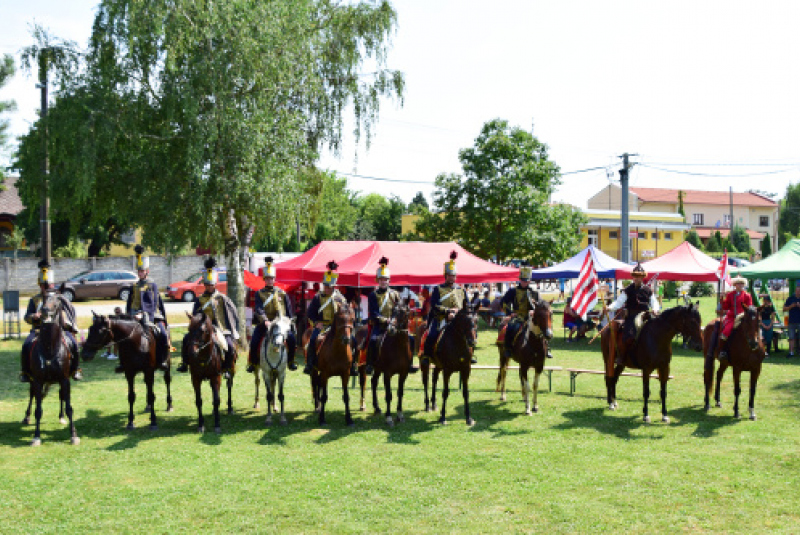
[[40, 291, 63, 325], [387, 304, 410, 336], [269, 316, 292, 348], [734, 305, 761, 351], [333, 303, 354, 344], [81, 312, 113, 361], [674, 301, 704, 352], [183, 312, 212, 361], [528, 299, 554, 340]]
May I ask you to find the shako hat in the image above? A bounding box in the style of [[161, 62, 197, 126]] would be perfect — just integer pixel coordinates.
[[202, 257, 218, 285], [519, 260, 532, 281], [323, 261, 339, 286], [134, 245, 150, 270], [37, 260, 54, 285], [263, 256, 276, 279], [444, 251, 458, 276], [376, 257, 390, 280]]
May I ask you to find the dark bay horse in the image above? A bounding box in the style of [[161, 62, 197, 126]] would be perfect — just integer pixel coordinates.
[[601, 303, 704, 423], [422, 307, 477, 426], [27, 292, 80, 446], [495, 300, 554, 415], [702, 306, 765, 419], [311, 303, 356, 426], [371, 304, 414, 426], [82, 313, 173, 430], [182, 312, 235, 433]]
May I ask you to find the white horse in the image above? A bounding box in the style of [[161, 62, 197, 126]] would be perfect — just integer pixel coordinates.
[[260, 316, 292, 425]]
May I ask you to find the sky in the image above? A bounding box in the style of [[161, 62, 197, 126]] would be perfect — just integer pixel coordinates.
[[2, 1, 800, 209]]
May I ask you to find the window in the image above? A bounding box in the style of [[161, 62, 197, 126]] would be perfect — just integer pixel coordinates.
[[692, 213, 704, 225], [723, 214, 732, 227], [587, 229, 598, 246], [218, 272, 228, 283], [664, 232, 672, 240], [651, 232, 658, 239], [87, 273, 104, 282], [638, 232, 646, 239], [759, 215, 769, 227], [608, 231, 618, 239]]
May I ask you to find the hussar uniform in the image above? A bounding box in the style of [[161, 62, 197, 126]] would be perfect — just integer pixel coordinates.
[[423, 252, 474, 362], [303, 261, 350, 374], [20, 261, 81, 382], [606, 263, 660, 362], [366, 257, 416, 374], [248, 257, 297, 371], [126, 246, 170, 370], [500, 263, 552, 358]]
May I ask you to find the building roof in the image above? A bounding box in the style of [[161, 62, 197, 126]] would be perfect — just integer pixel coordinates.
[[694, 227, 765, 240], [0, 176, 24, 217], [629, 187, 778, 208]]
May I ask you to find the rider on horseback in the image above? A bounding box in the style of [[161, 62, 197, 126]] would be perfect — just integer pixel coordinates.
[[717, 276, 753, 362], [121, 245, 170, 373], [303, 261, 355, 375], [20, 261, 82, 382], [366, 256, 418, 376], [423, 251, 477, 365], [500, 262, 553, 359], [603, 262, 660, 365], [177, 258, 241, 377], [247, 256, 297, 373]]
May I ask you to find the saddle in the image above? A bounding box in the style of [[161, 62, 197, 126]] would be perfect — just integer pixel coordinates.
[[212, 326, 229, 353], [496, 318, 525, 347]]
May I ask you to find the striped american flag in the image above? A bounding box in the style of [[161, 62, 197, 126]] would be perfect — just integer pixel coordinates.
[[572, 252, 599, 320]]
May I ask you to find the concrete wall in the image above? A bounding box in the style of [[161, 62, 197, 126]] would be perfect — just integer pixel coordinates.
[[0, 255, 205, 295]]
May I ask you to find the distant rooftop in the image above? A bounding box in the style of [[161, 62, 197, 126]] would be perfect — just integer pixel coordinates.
[[0, 176, 23, 217], [629, 187, 778, 207]]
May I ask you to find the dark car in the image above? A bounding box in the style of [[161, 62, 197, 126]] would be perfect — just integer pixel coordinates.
[[60, 270, 138, 302]]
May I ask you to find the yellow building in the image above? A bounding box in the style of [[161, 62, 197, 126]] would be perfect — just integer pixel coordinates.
[[580, 209, 691, 262]]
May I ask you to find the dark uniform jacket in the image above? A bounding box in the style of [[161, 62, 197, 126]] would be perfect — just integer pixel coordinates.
[[192, 290, 241, 340], [427, 283, 467, 324], [369, 288, 401, 327], [623, 283, 653, 318], [501, 285, 540, 319], [307, 290, 346, 328], [25, 292, 78, 332], [254, 286, 293, 323], [126, 278, 167, 324]]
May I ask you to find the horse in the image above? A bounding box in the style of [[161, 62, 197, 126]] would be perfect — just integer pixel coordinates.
[[260, 316, 293, 425], [495, 300, 554, 415], [420, 307, 477, 426], [702, 305, 765, 419], [311, 303, 356, 426], [26, 292, 80, 446], [601, 303, 704, 423], [182, 312, 235, 433], [82, 313, 173, 431], [371, 304, 414, 426]]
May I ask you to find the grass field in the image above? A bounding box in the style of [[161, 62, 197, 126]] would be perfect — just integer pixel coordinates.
[[1, 296, 799, 533]]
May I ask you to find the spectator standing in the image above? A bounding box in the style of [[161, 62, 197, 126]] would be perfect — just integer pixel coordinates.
[[782, 285, 800, 357], [760, 295, 776, 357]]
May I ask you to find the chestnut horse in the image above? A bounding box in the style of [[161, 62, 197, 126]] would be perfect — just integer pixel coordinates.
[[311, 303, 356, 426], [702, 306, 765, 419], [495, 300, 554, 415], [601, 303, 704, 423], [26, 292, 80, 446], [421, 307, 477, 426], [182, 312, 235, 433], [82, 313, 173, 430], [371, 304, 414, 426]]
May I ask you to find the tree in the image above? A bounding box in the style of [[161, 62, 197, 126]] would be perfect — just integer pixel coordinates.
[[730, 225, 751, 254], [414, 119, 586, 264], [705, 232, 721, 253], [761, 232, 772, 258], [354, 193, 404, 241], [13, 2, 404, 339], [779, 183, 800, 246], [408, 191, 428, 213], [0, 54, 15, 178], [677, 190, 685, 219], [685, 229, 703, 250]]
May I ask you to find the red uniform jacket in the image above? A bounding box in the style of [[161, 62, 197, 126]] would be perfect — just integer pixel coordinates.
[[721, 290, 753, 337]]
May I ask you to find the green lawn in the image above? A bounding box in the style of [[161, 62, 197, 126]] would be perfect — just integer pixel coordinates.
[[1, 296, 798, 533]]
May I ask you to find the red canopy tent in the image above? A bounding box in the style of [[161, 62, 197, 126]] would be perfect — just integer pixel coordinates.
[[301, 241, 518, 286], [274, 241, 374, 284], [615, 242, 721, 282]]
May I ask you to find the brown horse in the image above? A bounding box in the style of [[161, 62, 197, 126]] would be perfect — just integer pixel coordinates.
[[601, 303, 704, 423], [702, 306, 765, 419], [82, 313, 173, 430], [495, 300, 554, 415], [311, 303, 356, 426], [421, 307, 477, 426], [26, 292, 80, 446], [371, 304, 414, 426], [182, 312, 235, 433]]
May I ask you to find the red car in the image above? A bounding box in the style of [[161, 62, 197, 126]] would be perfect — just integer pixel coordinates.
[[165, 269, 228, 302]]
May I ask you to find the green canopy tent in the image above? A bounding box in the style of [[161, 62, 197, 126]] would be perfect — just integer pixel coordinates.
[[734, 238, 800, 306]]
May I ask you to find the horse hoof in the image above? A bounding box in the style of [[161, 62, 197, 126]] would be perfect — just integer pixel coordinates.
[[386, 417, 394, 427], [608, 404, 616, 411], [662, 416, 670, 424], [750, 414, 757, 421], [715, 402, 722, 408], [525, 410, 532, 416], [70, 436, 81, 446], [21, 418, 29, 425], [144, 405, 152, 413], [227, 409, 233, 416], [126, 423, 135, 431], [643, 415, 651, 423], [60, 418, 67, 425], [31, 438, 41, 447], [374, 408, 382, 416], [439, 418, 447, 425], [613, 402, 619, 410], [254, 403, 260, 410], [466, 418, 476, 426], [166, 406, 174, 413], [347, 420, 355, 428], [265, 417, 272, 426], [150, 424, 158, 431], [703, 404, 710, 412], [533, 406, 539, 413], [360, 404, 366, 412], [735, 412, 741, 419], [432, 404, 438, 412], [500, 394, 506, 402], [198, 426, 205, 434], [215, 427, 222, 434], [280, 418, 287, 425]]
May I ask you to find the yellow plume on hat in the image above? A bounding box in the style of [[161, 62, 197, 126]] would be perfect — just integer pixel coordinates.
[[323, 260, 339, 285], [263, 256, 276, 278], [202, 257, 218, 285], [444, 250, 457, 276], [376, 256, 390, 280]]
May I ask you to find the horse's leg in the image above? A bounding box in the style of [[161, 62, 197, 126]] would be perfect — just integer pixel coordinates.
[[642, 371, 651, 423], [22, 384, 34, 425], [194, 376, 205, 433], [62, 379, 79, 445], [732, 368, 742, 419], [265, 371, 274, 425], [226, 373, 234, 416], [714, 362, 728, 408], [748, 368, 760, 421], [164, 361, 173, 412], [32, 382, 44, 446], [397, 372, 407, 423], [312, 374, 321, 413], [462, 370, 474, 426], [342, 375, 354, 427], [519, 365, 531, 414], [383, 372, 393, 426], [318, 375, 328, 426], [432, 367, 440, 413], [439, 370, 451, 425], [610, 364, 624, 410], [703, 351, 715, 411], [371, 371, 381, 415], [531, 368, 542, 414], [496, 346, 507, 400], [658, 366, 670, 424], [278, 371, 287, 425], [145, 370, 158, 430], [126, 373, 137, 430], [421, 363, 431, 412], [59, 395, 66, 426], [254, 365, 260, 410], [212, 376, 222, 433], [359, 366, 367, 411]]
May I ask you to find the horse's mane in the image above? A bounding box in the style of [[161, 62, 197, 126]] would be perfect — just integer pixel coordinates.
[[733, 305, 758, 330], [109, 313, 138, 322]]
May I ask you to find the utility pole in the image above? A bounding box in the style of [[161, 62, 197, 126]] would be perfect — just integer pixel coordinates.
[[618, 153, 637, 263], [37, 48, 51, 264]]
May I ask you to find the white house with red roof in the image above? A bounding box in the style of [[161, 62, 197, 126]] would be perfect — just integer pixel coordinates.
[[588, 185, 779, 254]]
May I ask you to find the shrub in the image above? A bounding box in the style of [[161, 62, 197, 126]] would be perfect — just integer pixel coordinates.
[[662, 280, 679, 299], [688, 281, 714, 297]]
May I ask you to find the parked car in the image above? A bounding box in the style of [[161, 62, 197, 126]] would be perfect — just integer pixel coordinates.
[[727, 258, 752, 268], [165, 269, 228, 302], [60, 270, 138, 302]]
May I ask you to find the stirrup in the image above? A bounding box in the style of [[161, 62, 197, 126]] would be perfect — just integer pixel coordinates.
[[470, 356, 478, 364], [288, 361, 298, 371], [365, 364, 374, 375], [303, 364, 312, 375], [407, 363, 418, 374], [19, 372, 30, 383], [246, 364, 255, 373], [176, 363, 189, 373]]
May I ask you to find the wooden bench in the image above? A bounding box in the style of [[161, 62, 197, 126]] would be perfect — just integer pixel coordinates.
[[469, 365, 563, 392], [564, 368, 673, 396]]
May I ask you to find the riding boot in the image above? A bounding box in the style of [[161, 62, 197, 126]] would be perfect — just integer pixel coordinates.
[[222, 347, 235, 379], [176, 357, 189, 373], [287, 336, 298, 371], [68, 338, 83, 381], [303, 346, 316, 375], [718, 337, 730, 361]]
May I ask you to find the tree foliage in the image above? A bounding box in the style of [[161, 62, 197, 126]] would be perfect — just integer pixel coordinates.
[[685, 229, 703, 250], [353, 193, 404, 241], [730, 225, 751, 254], [414, 119, 586, 264], [779, 183, 800, 247], [705, 231, 722, 253], [408, 191, 428, 213], [0, 54, 16, 176], [761, 232, 772, 258], [677, 190, 685, 219]]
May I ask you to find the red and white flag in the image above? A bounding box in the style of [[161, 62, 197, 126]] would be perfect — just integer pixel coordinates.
[[572, 252, 599, 320], [716, 250, 732, 285]]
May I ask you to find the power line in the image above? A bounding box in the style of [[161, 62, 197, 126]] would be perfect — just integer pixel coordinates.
[[639, 163, 797, 178], [333, 171, 434, 184]]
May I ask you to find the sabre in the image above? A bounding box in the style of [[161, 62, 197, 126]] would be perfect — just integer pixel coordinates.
[[588, 310, 623, 344]]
